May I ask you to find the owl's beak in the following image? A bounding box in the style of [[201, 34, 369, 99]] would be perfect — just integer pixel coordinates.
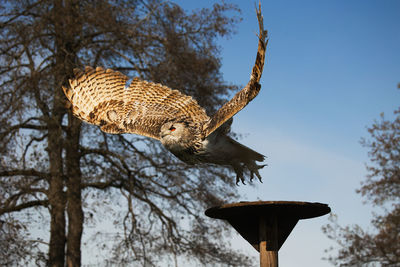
[[160, 131, 169, 139]]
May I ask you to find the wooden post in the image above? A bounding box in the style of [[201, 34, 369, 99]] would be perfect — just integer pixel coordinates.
[[259, 215, 278, 267]]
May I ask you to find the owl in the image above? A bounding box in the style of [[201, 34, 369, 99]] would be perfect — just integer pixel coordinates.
[[63, 6, 268, 185]]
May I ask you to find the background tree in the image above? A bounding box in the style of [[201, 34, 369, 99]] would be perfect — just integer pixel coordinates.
[[0, 0, 255, 266], [323, 84, 400, 266]]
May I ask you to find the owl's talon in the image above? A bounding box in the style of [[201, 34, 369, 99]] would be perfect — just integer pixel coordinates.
[[235, 174, 246, 185]]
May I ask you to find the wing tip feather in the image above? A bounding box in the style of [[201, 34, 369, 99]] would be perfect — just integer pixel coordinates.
[[62, 85, 72, 99]]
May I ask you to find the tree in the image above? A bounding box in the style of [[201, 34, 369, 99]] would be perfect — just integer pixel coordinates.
[[323, 84, 400, 266], [0, 0, 256, 266]]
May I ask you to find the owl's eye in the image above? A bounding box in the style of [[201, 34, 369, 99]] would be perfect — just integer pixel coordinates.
[[169, 126, 176, 132]]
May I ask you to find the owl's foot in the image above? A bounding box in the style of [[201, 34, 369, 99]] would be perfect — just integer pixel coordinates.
[[249, 164, 267, 183], [233, 162, 267, 185]]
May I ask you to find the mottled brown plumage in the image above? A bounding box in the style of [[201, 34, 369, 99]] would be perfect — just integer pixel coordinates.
[[63, 5, 268, 184], [63, 66, 209, 139]]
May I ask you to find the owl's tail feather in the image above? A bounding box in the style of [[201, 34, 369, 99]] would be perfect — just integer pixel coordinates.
[[228, 138, 266, 185]]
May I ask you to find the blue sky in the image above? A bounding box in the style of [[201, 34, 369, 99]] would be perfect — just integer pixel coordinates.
[[173, 1, 400, 266]]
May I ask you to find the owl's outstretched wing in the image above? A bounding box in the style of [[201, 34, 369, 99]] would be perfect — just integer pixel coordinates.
[[63, 66, 209, 140], [202, 4, 268, 138]]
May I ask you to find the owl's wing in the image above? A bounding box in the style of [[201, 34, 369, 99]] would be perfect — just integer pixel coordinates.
[[202, 4, 268, 138], [63, 66, 210, 140]]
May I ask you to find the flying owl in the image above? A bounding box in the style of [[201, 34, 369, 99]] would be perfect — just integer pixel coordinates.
[[63, 6, 268, 185]]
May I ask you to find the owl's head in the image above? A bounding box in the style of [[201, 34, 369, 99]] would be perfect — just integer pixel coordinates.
[[160, 121, 192, 150]]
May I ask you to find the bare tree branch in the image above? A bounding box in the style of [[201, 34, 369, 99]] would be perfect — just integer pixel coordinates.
[[0, 200, 48, 215]]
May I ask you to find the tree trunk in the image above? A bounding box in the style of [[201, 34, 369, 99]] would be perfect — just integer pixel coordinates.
[[66, 114, 83, 267], [47, 119, 67, 267], [48, 1, 82, 265]]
